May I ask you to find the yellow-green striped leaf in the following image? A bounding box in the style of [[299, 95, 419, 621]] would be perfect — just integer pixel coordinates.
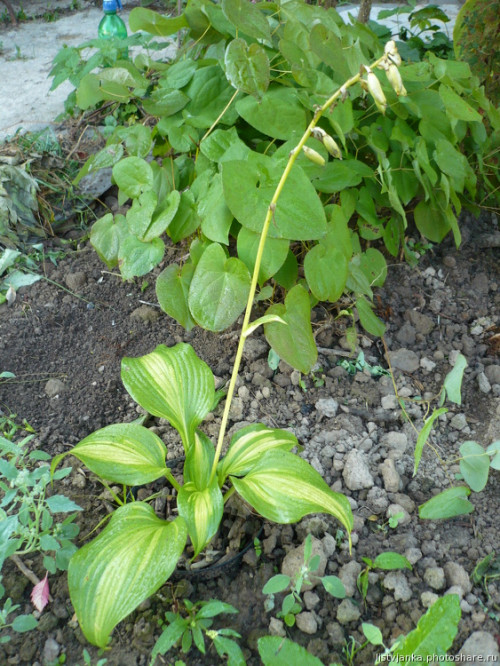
[[231, 450, 353, 534], [121, 343, 215, 451], [54, 423, 167, 485], [185, 431, 215, 490], [68, 504, 187, 648], [218, 424, 299, 484], [177, 478, 223, 557]]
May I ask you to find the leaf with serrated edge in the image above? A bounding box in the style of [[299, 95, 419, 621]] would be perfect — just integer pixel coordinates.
[[231, 450, 353, 535], [121, 343, 214, 451], [177, 478, 223, 557], [68, 505, 187, 648], [63, 423, 168, 485], [392, 595, 460, 659], [218, 424, 298, 484]]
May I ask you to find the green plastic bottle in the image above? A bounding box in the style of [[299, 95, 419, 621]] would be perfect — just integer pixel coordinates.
[[98, 0, 128, 57]]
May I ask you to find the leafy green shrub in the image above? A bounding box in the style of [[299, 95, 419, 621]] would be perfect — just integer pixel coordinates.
[[52, 0, 499, 373]]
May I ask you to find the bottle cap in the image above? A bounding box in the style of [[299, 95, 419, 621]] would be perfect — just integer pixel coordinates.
[[103, 0, 123, 11]]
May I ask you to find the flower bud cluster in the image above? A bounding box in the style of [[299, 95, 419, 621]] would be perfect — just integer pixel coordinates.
[[302, 127, 343, 166], [363, 40, 407, 115]]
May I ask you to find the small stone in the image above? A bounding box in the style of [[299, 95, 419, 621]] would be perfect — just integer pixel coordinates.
[[45, 378, 65, 398], [485, 365, 500, 385], [407, 311, 434, 335], [366, 486, 389, 514], [229, 397, 244, 420], [477, 372, 491, 394], [19, 639, 37, 662], [343, 449, 374, 490], [405, 548, 422, 565], [381, 432, 408, 455], [380, 458, 400, 492], [322, 533, 336, 557], [42, 637, 60, 663], [339, 561, 362, 597], [459, 631, 500, 662], [326, 622, 345, 644], [315, 398, 339, 419], [444, 562, 472, 594], [336, 598, 361, 625], [443, 256, 456, 268], [392, 493, 415, 513], [381, 394, 398, 410], [387, 349, 419, 372], [450, 413, 467, 431], [386, 503, 411, 526], [421, 591, 438, 608], [295, 611, 318, 634], [242, 337, 269, 360], [303, 591, 320, 610], [268, 617, 286, 637], [281, 537, 326, 591], [383, 571, 412, 601], [420, 357, 436, 372], [396, 322, 416, 346], [471, 273, 489, 294], [130, 305, 160, 324], [64, 271, 87, 291], [446, 585, 464, 599], [424, 566, 446, 590]]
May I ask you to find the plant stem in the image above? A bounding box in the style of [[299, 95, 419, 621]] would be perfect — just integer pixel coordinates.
[[209, 55, 387, 485]]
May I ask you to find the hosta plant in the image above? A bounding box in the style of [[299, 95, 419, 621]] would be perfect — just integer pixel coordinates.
[[48, 37, 417, 650], [59, 0, 500, 374]]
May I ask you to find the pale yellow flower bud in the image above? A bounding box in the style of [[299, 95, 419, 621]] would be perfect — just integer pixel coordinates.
[[302, 145, 325, 166], [384, 39, 402, 67], [322, 134, 343, 160], [365, 68, 387, 115], [385, 63, 407, 96]]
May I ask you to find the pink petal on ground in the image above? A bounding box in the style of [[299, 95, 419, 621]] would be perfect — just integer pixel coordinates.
[[31, 572, 50, 612]]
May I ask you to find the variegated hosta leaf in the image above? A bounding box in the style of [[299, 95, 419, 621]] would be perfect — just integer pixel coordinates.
[[231, 450, 353, 535], [218, 423, 299, 485], [68, 504, 187, 648], [184, 430, 215, 490], [121, 343, 215, 451], [52, 423, 168, 486], [177, 478, 223, 557]]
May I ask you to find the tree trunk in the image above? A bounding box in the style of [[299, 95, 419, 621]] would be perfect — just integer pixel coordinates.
[[358, 0, 373, 23], [1, 0, 17, 24]]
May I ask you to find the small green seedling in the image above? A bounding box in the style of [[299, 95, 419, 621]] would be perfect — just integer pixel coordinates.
[[263, 535, 346, 627], [357, 551, 412, 602], [150, 599, 245, 666]]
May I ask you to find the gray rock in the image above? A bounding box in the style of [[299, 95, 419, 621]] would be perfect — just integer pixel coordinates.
[[242, 337, 269, 360], [130, 305, 160, 324], [408, 310, 435, 335], [459, 631, 500, 663], [343, 449, 374, 490], [64, 270, 87, 291], [42, 637, 60, 664], [381, 431, 408, 455], [326, 622, 345, 645], [477, 372, 491, 394], [315, 398, 339, 418], [485, 364, 500, 385], [322, 533, 337, 557], [45, 378, 65, 398], [450, 413, 467, 431], [295, 611, 318, 634], [396, 322, 416, 346], [381, 394, 398, 410], [424, 566, 446, 590], [268, 617, 286, 637], [336, 598, 361, 625], [392, 493, 416, 513], [471, 273, 489, 294], [339, 561, 362, 597], [444, 562, 472, 594], [303, 591, 320, 610], [383, 571, 412, 601], [281, 537, 326, 591], [421, 591, 438, 608], [420, 357, 436, 372], [386, 503, 411, 526], [387, 348, 419, 372], [446, 585, 464, 599], [405, 548, 422, 565], [366, 486, 389, 514], [380, 458, 400, 492]]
